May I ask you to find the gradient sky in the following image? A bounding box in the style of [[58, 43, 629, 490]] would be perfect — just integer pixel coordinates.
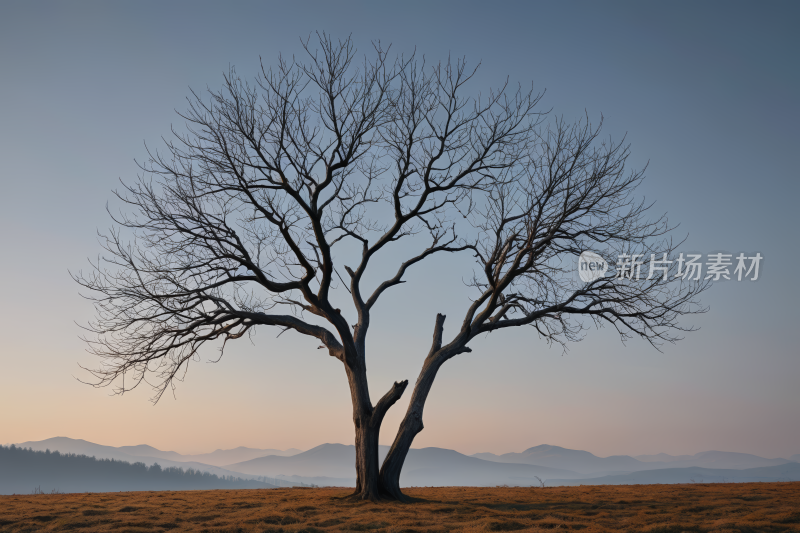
[[1, 1, 798, 459]]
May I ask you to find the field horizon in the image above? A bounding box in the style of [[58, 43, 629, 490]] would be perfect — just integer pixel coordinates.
[[2, 483, 800, 532]]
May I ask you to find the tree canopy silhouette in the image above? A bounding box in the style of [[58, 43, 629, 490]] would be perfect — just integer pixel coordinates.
[[75, 34, 706, 501]]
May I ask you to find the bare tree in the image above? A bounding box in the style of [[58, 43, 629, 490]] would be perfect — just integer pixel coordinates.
[[74, 35, 706, 501]]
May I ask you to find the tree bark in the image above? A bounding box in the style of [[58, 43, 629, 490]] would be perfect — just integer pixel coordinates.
[[353, 413, 382, 500], [348, 359, 408, 501], [378, 357, 442, 500], [379, 314, 451, 501]]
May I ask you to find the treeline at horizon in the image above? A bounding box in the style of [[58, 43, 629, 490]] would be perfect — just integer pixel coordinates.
[[0, 445, 279, 494]]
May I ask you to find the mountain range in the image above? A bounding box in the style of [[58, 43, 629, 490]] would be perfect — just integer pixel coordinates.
[[0, 445, 277, 494], [225, 443, 576, 486], [16, 437, 300, 467], [9, 437, 799, 490], [548, 463, 800, 486], [13, 437, 299, 481], [472, 444, 793, 474]]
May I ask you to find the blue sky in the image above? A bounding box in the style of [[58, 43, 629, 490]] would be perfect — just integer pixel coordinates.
[[0, 0, 798, 458]]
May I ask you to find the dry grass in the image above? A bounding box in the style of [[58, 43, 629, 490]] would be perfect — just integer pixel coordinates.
[[1, 483, 799, 532]]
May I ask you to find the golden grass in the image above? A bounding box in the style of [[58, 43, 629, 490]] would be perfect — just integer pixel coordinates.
[[1, 483, 799, 532]]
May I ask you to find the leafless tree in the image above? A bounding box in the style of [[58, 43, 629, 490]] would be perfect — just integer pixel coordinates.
[[74, 35, 706, 501]]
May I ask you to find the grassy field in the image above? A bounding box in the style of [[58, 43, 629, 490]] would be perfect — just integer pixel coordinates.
[[1, 483, 799, 532]]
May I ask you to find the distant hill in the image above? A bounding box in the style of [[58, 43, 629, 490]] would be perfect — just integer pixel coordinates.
[[114, 444, 186, 462], [226, 443, 384, 479], [472, 445, 793, 475], [635, 453, 694, 463], [790, 454, 800, 462], [14, 438, 211, 472], [401, 447, 579, 487], [117, 444, 302, 466], [14, 437, 796, 489], [0, 445, 277, 494], [674, 451, 793, 470], [472, 444, 643, 475], [170, 446, 302, 466], [548, 462, 800, 486], [14, 437, 300, 478], [16, 437, 301, 467], [225, 443, 580, 486], [17, 437, 142, 459]]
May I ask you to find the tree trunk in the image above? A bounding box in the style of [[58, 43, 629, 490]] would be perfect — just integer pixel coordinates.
[[350, 314, 454, 501], [353, 413, 382, 500], [379, 314, 468, 501], [378, 356, 442, 501], [347, 353, 408, 501]]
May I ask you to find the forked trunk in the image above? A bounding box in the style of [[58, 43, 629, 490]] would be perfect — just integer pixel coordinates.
[[347, 354, 408, 501], [379, 356, 443, 501], [351, 314, 448, 501], [379, 314, 458, 501]]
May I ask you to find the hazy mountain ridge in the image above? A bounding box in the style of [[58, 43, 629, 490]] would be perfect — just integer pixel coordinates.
[[13, 437, 291, 480], [17, 437, 300, 467], [472, 444, 642, 474], [548, 462, 800, 486], [175, 446, 303, 466], [401, 447, 580, 487], [471, 444, 794, 475], [225, 443, 390, 479], [0, 445, 277, 495], [634, 452, 695, 463], [224, 443, 581, 487], [120, 444, 302, 466], [13, 437, 798, 490]]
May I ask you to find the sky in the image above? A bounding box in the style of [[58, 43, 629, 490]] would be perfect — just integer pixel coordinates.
[[0, 0, 798, 459]]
